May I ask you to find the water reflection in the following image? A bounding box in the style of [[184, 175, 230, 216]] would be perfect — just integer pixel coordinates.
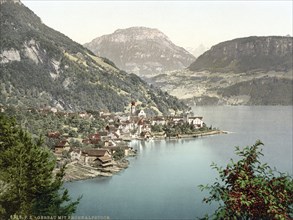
[[66, 106, 292, 218]]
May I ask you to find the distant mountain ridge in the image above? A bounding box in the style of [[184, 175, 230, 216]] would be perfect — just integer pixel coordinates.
[[0, 0, 187, 114], [148, 36, 293, 106], [84, 27, 195, 77], [186, 44, 208, 58], [189, 36, 293, 73]]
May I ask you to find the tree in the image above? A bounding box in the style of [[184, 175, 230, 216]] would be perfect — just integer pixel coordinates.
[[199, 140, 293, 219], [0, 113, 81, 219], [151, 124, 163, 133], [113, 147, 125, 161]]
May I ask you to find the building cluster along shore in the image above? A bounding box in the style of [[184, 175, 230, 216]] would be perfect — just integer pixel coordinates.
[[1, 103, 224, 181]]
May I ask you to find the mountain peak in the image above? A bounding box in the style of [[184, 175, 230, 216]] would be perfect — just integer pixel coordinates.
[[0, 0, 22, 4], [0, 2, 187, 114], [84, 27, 195, 77], [114, 26, 162, 34], [115, 26, 166, 34], [100, 26, 170, 43]]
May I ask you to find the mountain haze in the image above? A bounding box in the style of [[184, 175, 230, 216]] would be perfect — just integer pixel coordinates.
[[189, 36, 292, 73], [148, 36, 293, 105], [186, 44, 208, 58], [0, 0, 186, 114], [84, 27, 195, 77]]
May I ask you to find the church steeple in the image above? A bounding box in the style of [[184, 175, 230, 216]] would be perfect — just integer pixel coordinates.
[[130, 101, 136, 116]]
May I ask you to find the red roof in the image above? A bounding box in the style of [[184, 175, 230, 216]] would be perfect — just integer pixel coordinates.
[[55, 140, 68, 147], [82, 139, 91, 144], [138, 118, 144, 125], [97, 156, 112, 163], [189, 116, 203, 120], [88, 133, 101, 140], [47, 131, 60, 138], [82, 149, 110, 157]]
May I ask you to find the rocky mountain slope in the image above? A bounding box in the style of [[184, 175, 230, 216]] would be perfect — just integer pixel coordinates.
[[84, 27, 195, 77], [148, 36, 293, 105], [0, 0, 186, 114], [189, 36, 292, 73]]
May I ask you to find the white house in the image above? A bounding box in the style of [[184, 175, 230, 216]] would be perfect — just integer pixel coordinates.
[[119, 122, 132, 134], [171, 116, 184, 125], [188, 116, 204, 128], [69, 148, 82, 161], [118, 114, 130, 122], [137, 109, 146, 118], [151, 116, 166, 126]]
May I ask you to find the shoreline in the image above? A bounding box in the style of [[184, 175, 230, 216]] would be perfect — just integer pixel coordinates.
[[63, 159, 130, 182], [135, 129, 228, 141], [63, 130, 227, 182]]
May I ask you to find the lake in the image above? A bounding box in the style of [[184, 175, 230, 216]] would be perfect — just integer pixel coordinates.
[[65, 106, 292, 219]]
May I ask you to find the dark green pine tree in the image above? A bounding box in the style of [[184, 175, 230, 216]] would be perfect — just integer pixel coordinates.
[[0, 113, 81, 219]]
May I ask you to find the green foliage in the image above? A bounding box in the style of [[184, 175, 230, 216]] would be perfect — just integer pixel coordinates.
[[113, 148, 125, 160], [69, 139, 83, 148], [199, 140, 293, 219], [153, 122, 214, 137], [151, 124, 164, 133], [3, 107, 106, 149], [0, 113, 81, 218], [68, 129, 78, 138], [0, 1, 187, 115], [0, 2, 84, 53], [217, 77, 293, 105]]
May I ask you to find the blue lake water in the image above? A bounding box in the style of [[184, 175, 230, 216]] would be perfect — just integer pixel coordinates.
[[65, 106, 293, 219]]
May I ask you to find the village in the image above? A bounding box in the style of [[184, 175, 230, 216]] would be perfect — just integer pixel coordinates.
[[47, 101, 222, 180], [1, 103, 220, 181]]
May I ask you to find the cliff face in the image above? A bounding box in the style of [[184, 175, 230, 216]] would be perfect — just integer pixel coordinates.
[[189, 36, 293, 73], [0, 1, 187, 114], [84, 27, 195, 77]]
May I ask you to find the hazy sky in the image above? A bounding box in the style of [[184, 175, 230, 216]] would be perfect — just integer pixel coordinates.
[[22, 0, 292, 49]]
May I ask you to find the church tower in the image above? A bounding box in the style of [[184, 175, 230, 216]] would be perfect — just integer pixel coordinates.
[[130, 101, 136, 115]]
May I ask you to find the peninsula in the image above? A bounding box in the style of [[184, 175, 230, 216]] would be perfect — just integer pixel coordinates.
[[1, 104, 224, 181]]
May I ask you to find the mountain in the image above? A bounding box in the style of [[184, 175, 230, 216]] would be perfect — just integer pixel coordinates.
[[147, 36, 293, 105], [186, 44, 208, 58], [189, 36, 292, 73], [84, 27, 195, 77], [0, 0, 187, 114]]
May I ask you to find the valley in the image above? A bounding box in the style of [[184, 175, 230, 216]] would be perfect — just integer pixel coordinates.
[[147, 69, 293, 105]]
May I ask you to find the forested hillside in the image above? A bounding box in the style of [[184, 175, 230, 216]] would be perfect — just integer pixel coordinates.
[[0, 0, 186, 114]]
